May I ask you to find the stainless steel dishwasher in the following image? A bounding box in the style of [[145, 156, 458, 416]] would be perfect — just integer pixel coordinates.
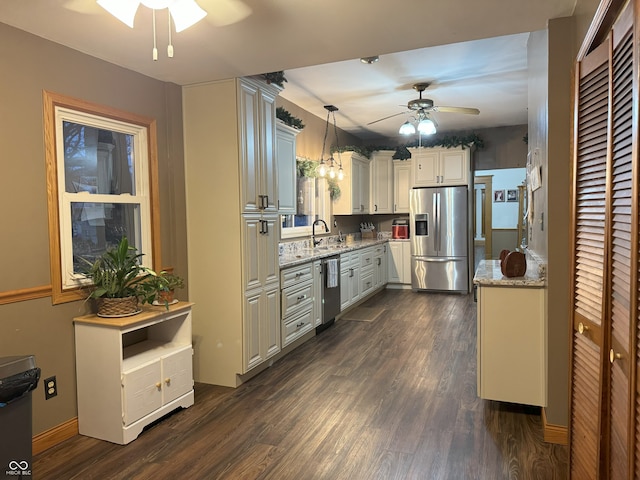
[[318, 254, 341, 332]]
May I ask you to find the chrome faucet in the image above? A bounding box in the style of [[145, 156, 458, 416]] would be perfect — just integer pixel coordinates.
[[312, 219, 329, 247]]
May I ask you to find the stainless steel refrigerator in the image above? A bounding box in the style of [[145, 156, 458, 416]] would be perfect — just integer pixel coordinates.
[[410, 186, 469, 292]]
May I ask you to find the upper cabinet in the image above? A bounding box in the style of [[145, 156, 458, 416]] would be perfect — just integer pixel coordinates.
[[275, 121, 300, 214], [370, 150, 394, 214], [409, 146, 471, 187], [239, 79, 278, 213], [333, 152, 371, 215], [393, 159, 411, 214]]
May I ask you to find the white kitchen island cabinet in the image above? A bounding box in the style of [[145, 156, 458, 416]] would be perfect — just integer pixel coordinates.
[[474, 260, 546, 407], [74, 302, 194, 445]]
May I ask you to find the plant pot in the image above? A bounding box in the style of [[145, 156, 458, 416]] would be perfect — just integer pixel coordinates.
[[158, 290, 175, 304], [97, 296, 140, 317]]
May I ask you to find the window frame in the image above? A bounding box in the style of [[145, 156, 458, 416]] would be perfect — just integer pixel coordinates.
[[44, 91, 162, 304]]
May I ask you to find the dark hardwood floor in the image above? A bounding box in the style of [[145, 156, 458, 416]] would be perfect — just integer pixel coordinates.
[[34, 290, 567, 479]]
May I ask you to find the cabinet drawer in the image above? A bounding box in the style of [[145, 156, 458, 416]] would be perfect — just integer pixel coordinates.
[[280, 263, 313, 289], [360, 269, 375, 296], [281, 282, 313, 318], [283, 309, 314, 346], [360, 248, 374, 268]]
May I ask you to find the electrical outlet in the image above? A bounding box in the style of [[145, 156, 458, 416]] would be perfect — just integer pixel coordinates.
[[44, 376, 57, 400]]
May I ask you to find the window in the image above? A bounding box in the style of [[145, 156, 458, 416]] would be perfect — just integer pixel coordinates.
[[280, 172, 331, 239], [44, 91, 161, 304]]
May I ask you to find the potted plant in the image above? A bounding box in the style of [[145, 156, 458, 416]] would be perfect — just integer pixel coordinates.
[[156, 272, 185, 304], [81, 236, 167, 317]]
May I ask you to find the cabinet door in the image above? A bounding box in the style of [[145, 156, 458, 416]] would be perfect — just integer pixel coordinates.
[[351, 159, 363, 214], [261, 215, 280, 285], [276, 123, 297, 214], [242, 215, 262, 291], [402, 242, 412, 284], [412, 151, 439, 186], [340, 256, 351, 311], [244, 289, 263, 371], [393, 161, 411, 213], [360, 159, 371, 214], [264, 283, 281, 360], [259, 87, 278, 212], [238, 80, 261, 213], [388, 242, 403, 283], [440, 150, 468, 186], [349, 263, 361, 305], [122, 362, 162, 426], [371, 153, 393, 214], [161, 346, 193, 404]]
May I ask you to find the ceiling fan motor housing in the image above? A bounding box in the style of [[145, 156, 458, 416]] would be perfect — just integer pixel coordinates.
[[408, 98, 434, 110]]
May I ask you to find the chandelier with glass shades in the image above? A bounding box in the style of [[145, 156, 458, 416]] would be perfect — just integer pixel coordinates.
[[97, 0, 207, 60], [317, 105, 345, 181], [399, 110, 437, 136]]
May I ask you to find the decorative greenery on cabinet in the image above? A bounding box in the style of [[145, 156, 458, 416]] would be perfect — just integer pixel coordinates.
[[276, 107, 305, 130]]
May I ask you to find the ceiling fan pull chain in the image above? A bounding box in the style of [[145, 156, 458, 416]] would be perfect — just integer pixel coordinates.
[[167, 11, 174, 58], [151, 8, 158, 61]]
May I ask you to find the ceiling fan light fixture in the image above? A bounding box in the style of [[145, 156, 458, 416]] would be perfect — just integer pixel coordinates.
[[97, 0, 140, 27], [417, 117, 436, 135], [399, 120, 416, 135], [168, 0, 207, 32]]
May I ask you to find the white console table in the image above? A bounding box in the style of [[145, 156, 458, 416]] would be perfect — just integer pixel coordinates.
[[74, 302, 194, 444]]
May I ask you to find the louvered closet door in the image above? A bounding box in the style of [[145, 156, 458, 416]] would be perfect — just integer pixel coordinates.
[[609, 11, 634, 478], [570, 39, 610, 480]]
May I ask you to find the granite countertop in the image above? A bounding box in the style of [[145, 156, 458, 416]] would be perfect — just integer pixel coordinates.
[[473, 259, 546, 287], [279, 238, 389, 269]]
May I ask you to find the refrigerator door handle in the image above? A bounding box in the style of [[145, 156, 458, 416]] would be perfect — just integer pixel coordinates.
[[433, 192, 438, 252], [436, 192, 441, 252]]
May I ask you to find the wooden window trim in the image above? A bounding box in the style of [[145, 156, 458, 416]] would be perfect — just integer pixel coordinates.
[[43, 91, 162, 304]]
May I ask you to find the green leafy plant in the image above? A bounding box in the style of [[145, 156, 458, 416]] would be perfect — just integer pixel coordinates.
[[261, 71, 287, 88], [80, 236, 167, 306], [159, 272, 185, 291], [296, 158, 318, 178], [277, 107, 305, 130], [327, 178, 341, 200]]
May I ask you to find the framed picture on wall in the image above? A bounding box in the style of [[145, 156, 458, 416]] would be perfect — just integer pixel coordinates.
[[507, 189, 518, 202], [494, 190, 505, 202]]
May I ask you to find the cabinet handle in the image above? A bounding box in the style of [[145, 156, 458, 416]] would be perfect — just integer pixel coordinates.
[[374, 204, 378, 212], [366, 281, 371, 287], [155, 382, 162, 390], [296, 322, 305, 328], [295, 272, 302, 279], [165, 378, 171, 385], [377, 258, 381, 266], [578, 322, 589, 335], [349, 268, 354, 278], [263, 220, 269, 235], [264, 195, 269, 209], [610, 349, 622, 364], [296, 294, 306, 302], [418, 164, 422, 169]]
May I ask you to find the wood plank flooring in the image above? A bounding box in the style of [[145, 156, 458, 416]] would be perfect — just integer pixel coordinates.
[[33, 290, 567, 479]]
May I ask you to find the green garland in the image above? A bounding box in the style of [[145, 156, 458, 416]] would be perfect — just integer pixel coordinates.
[[327, 178, 341, 200], [296, 158, 318, 178], [277, 107, 305, 130], [261, 71, 287, 88]]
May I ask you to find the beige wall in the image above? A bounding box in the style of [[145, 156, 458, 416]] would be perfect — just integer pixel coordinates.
[[0, 23, 188, 435]]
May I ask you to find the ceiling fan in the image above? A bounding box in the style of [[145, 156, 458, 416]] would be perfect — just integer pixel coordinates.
[[367, 82, 480, 126]]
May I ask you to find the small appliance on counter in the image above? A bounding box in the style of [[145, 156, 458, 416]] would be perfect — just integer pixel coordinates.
[[392, 218, 409, 239]]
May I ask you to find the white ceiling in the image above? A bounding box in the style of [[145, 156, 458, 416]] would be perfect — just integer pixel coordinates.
[[0, 0, 577, 141]]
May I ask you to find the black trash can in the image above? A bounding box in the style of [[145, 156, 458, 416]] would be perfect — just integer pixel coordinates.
[[0, 356, 40, 479]]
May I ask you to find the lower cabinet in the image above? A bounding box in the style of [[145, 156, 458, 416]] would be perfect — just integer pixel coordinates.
[[74, 303, 195, 445], [280, 262, 315, 346], [388, 241, 411, 285], [313, 260, 322, 326], [476, 284, 546, 406], [373, 243, 387, 288], [340, 251, 361, 310], [244, 283, 281, 371]]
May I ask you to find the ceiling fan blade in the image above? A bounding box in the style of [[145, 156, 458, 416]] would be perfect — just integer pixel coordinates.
[[367, 111, 409, 125], [63, 0, 105, 14], [202, 0, 252, 27], [430, 106, 480, 115]]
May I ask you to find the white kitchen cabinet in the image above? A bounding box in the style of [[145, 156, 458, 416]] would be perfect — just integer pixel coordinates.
[[340, 251, 361, 310], [332, 152, 371, 215], [409, 147, 471, 187], [370, 150, 394, 214], [476, 284, 546, 406], [388, 241, 411, 285], [276, 121, 300, 214], [239, 78, 278, 213], [373, 243, 387, 288], [393, 160, 412, 213], [280, 262, 314, 346], [183, 77, 283, 387], [359, 246, 376, 297], [74, 303, 194, 445]]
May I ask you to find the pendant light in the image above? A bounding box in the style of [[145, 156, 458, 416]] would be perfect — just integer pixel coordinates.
[[317, 105, 344, 181]]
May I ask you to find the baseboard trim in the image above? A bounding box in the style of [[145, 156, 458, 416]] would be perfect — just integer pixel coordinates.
[[542, 408, 568, 445], [33, 417, 78, 455]]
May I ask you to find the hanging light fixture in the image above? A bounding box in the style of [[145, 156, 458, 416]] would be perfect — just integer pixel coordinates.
[[317, 105, 344, 181], [399, 110, 437, 136], [97, 0, 207, 60]]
